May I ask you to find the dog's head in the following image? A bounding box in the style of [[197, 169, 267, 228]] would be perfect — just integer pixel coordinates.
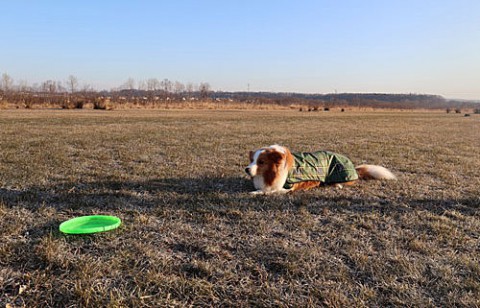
[[245, 145, 286, 177], [245, 145, 293, 192]]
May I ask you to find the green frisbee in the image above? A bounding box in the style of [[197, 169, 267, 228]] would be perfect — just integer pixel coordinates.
[[59, 215, 121, 234]]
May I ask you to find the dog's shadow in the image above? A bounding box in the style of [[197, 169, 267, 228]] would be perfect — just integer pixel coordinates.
[[1, 176, 479, 218], [0, 176, 254, 210], [137, 176, 252, 195]]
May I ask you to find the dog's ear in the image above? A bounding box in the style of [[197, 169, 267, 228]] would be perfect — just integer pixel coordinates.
[[268, 150, 284, 164]]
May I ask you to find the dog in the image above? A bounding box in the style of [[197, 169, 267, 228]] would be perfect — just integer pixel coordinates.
[[245, 145, 396, 194]]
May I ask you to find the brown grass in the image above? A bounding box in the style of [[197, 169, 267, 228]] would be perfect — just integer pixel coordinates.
[[1, 109, 479, 307]]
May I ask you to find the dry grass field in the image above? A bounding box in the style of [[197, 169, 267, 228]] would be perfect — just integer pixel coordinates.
[[1, 109, 479, 307]]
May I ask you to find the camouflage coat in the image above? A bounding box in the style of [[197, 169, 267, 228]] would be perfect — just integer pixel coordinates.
[[283, 151, 359, 189]]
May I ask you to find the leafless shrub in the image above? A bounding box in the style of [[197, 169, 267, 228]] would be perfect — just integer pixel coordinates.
[[24, 99, 33, 109], [93, 98, 107, 110], [73, 99, 85, 109]]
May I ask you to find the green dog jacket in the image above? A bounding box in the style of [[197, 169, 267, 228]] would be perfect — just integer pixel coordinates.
[[283, 151, 359, 189]]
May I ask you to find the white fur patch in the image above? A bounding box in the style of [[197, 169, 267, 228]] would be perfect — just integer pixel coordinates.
[[358, 164, 397, 180], [269, 144, 286, 154], [247, 149, 265, 176]]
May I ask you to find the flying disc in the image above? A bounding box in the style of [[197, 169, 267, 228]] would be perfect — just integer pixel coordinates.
[[59, 215, 121, 234]]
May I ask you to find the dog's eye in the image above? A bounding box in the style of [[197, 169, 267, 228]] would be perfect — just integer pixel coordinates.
[[258, 160, 264, 165]]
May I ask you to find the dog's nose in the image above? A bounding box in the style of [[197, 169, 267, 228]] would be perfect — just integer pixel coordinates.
[[245, 167, 251, 175]]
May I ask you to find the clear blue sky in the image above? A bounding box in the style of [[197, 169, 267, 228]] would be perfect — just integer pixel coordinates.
[[1, 0, 479, 99]]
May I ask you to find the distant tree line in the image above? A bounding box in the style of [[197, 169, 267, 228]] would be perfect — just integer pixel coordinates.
[[0, 73, 215, 109], [1, 72, 479, 110], [0, 73, 211, 98], [213, 91, 479, 110]]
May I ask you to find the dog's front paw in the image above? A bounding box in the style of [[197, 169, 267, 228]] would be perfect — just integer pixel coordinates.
[[249, 188, 292, 195], [249, 190, 265, 195]]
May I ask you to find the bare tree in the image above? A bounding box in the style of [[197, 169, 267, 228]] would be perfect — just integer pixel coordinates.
[[67, 75, 78, 93], [81, 83, 93, 93], [137, 80, 147, 91], [174, 81, 185, 94], [199, 82, 211, 100], [186, 82, 195, 99], [42, 80, 57, 93], [56, 81, 66, 93], [161, 78, 172, 94], [1, 73, 14, 92], [147, 78, 160, 91], [122, 78, 136, 90]]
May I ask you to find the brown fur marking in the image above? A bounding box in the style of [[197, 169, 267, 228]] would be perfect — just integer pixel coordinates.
[[355, 166, 374, 180], [284, 147, 294, 171], [290, 181, 322, 191], [256, 149, 285, 187]]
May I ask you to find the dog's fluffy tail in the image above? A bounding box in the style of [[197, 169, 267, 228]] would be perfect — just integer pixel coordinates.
[[355, 164, 397, 180]]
